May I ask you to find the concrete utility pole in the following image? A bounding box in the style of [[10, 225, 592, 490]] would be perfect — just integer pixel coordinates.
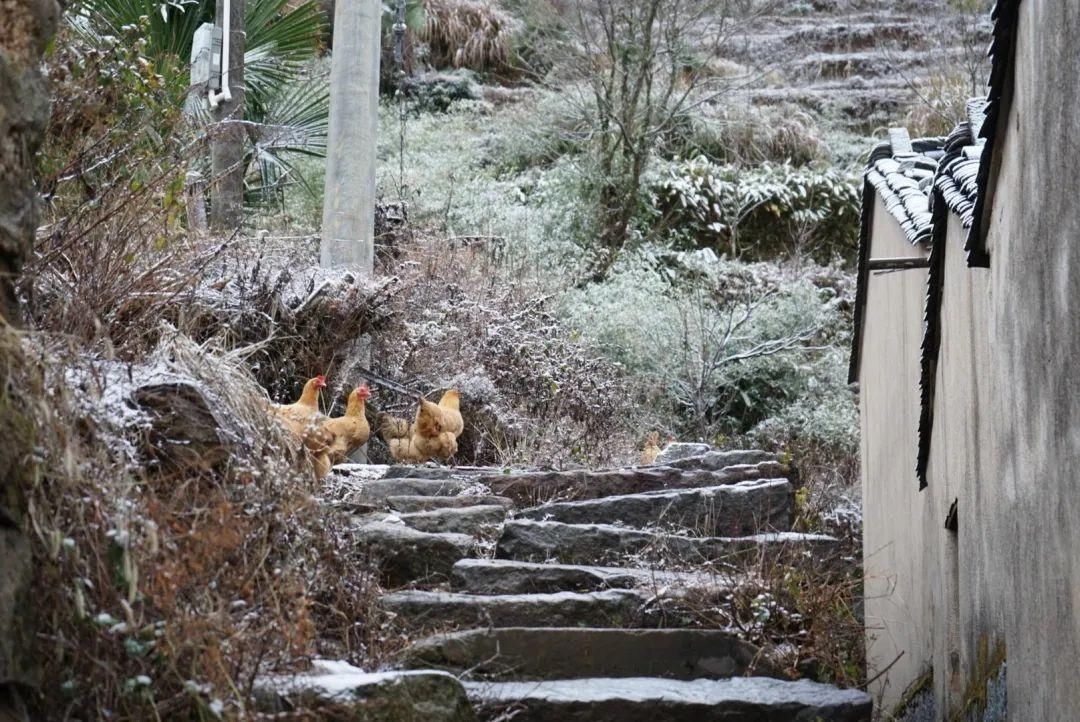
[[210, 0, 246, 231], [320, 0, 381, 272]]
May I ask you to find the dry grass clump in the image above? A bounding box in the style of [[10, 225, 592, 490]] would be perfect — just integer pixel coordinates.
[[368, 233, 641, 468], [176, 237, 398, 406], [671, 101, 827, 166], [419, 0, 524, 75], [665, 542, 865, 687], [19, 329, 395, 719], [28, 159, 395, 412], [903, 71, 974, 137]]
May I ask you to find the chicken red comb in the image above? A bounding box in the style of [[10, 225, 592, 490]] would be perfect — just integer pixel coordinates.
[[315, 374, 327, 386]]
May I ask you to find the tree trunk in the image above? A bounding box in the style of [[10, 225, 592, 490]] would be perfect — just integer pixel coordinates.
[[320, 0, 381, 272], [210, 0, 247, 232]]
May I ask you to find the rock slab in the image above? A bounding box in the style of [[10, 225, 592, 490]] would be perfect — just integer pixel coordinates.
[[397, 505, 507, 536], [402, 627, 782, 681], [386, 495, 514, 513], [255, 660, 475, 721], [663, 448, 780, 470], [652, 443, 714, 464], [481, 462, 790, 505], [518, 479, 793, 536], [339, 477, 474, 502], [466, 676, 872, 722], [449, 558, 730, 595], [354, 521, 475, 585], [496, 519, 837, 566], [379, 589, 649, 629]]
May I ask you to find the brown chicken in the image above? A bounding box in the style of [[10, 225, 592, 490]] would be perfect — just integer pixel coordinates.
[[271, 375, 334, 478], [413, 397, 458, 460], [304, 425, 335, 479], [640, 432, 662, 465], [322, 383, 372, 463], [271, 375, 326, 436], [437, 389, 464, 440], [378, 398, 457, 463], [377, 412, 425, 463]]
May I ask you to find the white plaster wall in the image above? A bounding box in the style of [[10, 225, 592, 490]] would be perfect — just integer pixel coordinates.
[[925, 214, 993, 717], [858, 194, 932, 711]]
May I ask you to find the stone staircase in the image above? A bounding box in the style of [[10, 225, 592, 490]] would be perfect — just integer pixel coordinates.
[[257, 445, 872, 721]]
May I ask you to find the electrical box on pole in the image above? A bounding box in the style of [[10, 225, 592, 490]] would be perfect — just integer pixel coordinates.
[[190, 22, 221, 90], [209, 25, 223, 92], [187, 22, 220, 117]]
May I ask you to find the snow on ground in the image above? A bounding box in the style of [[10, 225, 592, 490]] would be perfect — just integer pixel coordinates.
[[257, 658, 461, 700]]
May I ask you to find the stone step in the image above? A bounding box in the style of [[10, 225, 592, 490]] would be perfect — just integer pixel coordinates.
[[465, 677, 872, 722], [449, 558, 734, 595], [517, 479, 793, 537], [354, 521, 475, 586], [653, 446, 777, 468], [383, 465, 494, 480], [791, 47, 967, 81], [379, 589, 650, 630], [254, 660, 476, 721], [496, 519, 837, 567], [393, 505, 507, 536], [400, 627, 781, 681], [336, 477, 476, 503], [386, 495, 515, 513], [480, 461, 790, 506]]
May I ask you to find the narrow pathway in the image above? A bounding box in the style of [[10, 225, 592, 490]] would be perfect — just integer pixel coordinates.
[[260, 445, 872, 720]]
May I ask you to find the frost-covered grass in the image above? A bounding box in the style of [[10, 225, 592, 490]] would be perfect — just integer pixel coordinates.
[[374, 99, 590, 284]]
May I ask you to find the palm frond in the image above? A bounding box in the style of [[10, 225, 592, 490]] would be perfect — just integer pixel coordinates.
[[246, 75, 329, 205]]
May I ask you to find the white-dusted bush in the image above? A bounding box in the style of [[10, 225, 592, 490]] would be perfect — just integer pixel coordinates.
[[560, 249, 855, 443], [648, 157, 861, 263]]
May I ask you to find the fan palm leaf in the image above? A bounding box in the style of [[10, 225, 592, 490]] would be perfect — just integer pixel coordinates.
[[73, 0, 326, 120]]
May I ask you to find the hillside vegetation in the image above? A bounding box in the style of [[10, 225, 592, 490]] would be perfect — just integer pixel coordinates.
[[11, 0, 988, 717]]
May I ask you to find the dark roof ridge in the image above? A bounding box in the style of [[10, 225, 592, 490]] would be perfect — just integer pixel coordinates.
[[966, 0, 1023, 267]]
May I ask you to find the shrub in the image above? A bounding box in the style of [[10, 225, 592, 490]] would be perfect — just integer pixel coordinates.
[[484, 89, 591, 172], [500, 0, 569, 78], [369, 233, 640, 468], [375, 102, 592, 282], [405, 69, 484, 113], [648, 157, 861, 263], [561, 251, 854, 444], [903, 70, 975, 137], [750, 348, 859, 462]]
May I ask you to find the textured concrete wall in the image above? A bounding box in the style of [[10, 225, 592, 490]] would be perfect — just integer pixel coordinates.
[[858, 195, 932, 711], [926, 215, 994, 717], [863, 2, 1080, 718], [979, 0, 1080, 716]]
